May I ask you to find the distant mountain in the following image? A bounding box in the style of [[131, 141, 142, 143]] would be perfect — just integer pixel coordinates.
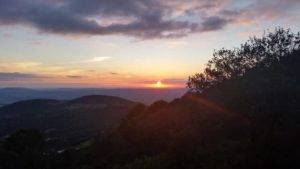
[[0, 95, 137, 148], [0, 88, 187, 105]]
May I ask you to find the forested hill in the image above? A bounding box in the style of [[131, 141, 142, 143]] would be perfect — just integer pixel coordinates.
[[0, 95, 137, 148]]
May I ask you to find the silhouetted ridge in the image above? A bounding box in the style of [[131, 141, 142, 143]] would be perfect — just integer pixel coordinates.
[[0, 95, 137, 147], [2, 99, 61, 108], [0, 88, 186, 105], [0, 99, 63, 116], [68, 95, 135, 105]]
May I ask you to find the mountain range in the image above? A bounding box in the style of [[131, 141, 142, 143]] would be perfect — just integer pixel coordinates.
[[0, 88, 186, 106]]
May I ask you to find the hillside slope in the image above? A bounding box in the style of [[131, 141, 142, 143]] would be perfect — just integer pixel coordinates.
[[0, 95, 137, 147]]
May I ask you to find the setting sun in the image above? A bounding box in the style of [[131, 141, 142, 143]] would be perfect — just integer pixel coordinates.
[[155, 81, 163, 88], [152, 81, 169, 88]]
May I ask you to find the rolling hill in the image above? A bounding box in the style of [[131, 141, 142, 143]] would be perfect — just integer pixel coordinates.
[[0, 88, 187, 106], [0, 95, 137, 148]]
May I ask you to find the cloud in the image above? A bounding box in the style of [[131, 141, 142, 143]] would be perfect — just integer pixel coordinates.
[[163, 78, 187, 85], [0, 62, 42, 71], [14, 62, 42, 68], [0, 72, 48, 81], [0, 0, 298, 39], [200, 16, 232, 31], [66, 75, 84, 79], [69, 57, 111, 64], [110, 72, 118, 75], [88, 57, 111, 62], [166, 40, 187, 48]]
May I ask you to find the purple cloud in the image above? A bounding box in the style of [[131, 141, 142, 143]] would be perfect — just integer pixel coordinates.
[[0, 0, 298, 39], [0, 72, 48, 81]]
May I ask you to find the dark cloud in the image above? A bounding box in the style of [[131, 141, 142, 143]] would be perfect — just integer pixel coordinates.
[[66, 75, 84, 79], [0, 72, 48, 81], [110, 72, 118, 75], [200, 16, 232, 32], [66, 0, 158, 17], [0, 0, 298, 39]]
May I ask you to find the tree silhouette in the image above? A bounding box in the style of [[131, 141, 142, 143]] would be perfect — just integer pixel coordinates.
[[188, 28, 300, 92]]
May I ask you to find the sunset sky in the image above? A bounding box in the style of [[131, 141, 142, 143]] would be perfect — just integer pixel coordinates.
[[0, 0, 299, 88]]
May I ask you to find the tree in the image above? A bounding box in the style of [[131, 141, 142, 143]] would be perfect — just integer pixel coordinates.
[[0, 129, 45, 169], [3, 129, 44, 154], [188, 28, 300, 92]]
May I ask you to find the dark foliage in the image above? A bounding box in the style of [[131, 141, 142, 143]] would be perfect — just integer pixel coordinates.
[[0, 95, 137, 149], [0, 129, 45, 169], [187, 28, 300, 92]]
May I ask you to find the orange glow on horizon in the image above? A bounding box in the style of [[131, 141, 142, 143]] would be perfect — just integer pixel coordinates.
[[151, 81, 169, 88]]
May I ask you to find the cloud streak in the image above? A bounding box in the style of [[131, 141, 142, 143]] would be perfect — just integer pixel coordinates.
[[0, 72, 48, 81], [0, 0, 298, 39], [66, 75, 84, 79], [88, 57, 111, 62]]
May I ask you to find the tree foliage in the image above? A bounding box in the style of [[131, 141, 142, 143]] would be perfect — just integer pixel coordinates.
[[187, 28, 300, 92]]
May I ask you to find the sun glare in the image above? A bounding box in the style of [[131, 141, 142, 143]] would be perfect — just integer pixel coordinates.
[[153, 81, 166, 88], [156, 81, 162, 87]]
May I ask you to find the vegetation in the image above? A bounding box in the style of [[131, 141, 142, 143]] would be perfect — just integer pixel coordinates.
[[0, 95, 137, 149], [187, 28, 300, 91], [0, 28, 299, 169]]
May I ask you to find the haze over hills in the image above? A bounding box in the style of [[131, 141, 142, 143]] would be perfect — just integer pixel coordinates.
[[0, 88, 187, 106]]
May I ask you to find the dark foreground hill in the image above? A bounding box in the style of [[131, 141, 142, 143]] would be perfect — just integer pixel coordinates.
[[0, 95, 137, 148]]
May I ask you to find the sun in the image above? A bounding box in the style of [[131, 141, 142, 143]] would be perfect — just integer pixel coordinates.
[[148, 80, 170, 88], [155, 81, 162, 87], [153, 81, 167, 88]]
